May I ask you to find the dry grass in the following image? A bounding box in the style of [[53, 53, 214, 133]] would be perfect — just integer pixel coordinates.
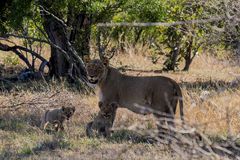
[[0, 50, 240, 159]]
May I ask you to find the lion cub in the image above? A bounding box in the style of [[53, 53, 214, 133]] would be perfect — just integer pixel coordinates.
[[86, 102, 117, 137], [41, 106, 75, 132]]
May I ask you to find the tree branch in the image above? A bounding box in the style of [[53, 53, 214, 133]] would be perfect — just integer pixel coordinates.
[[0, 42, 32, 68], [97, 17, 223, 27], [15, 45, 49, 67], [1, 33, 72, 64], [0, 42, 50, 72], [30, 18, 74, 64], [39, 5, 68, 28], [3, 34, 49, 44], [36, 3, 89, 84]]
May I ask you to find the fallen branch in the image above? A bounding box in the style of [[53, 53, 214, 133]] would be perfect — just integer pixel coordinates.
[[0, 42, 49, 72], [0, 42, 32, 68]]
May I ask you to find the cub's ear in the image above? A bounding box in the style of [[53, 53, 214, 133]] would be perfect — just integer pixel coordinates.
[[61, 106, 66, 111], [98, 101, 103, 110], [110, 102, 118, 109], [72, 106, 76, 112], [102, 57, 109, 66], [83, 55, 91, 64]]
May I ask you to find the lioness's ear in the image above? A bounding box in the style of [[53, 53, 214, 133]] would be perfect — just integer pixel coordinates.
[[111, 102, 118, 109], [102, 57, 109, 66], [98, 101, 103, 110]]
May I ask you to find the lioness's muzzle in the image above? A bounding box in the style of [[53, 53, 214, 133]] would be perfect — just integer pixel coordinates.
[[88, 77, 98, 84]]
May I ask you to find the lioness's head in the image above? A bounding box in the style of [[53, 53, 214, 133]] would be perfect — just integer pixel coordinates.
[[62, 106, 75, 120], [85, 58, 109, 84]]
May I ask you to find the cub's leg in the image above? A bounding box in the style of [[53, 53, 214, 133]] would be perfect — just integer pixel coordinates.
[[59, 123, 64, 131], [52, 120, 63, 132], [86, 121, 94, 137], [43, 121, 50, 130]]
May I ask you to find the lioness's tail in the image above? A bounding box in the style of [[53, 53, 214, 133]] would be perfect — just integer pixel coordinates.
[[175, 82, 184, 122]]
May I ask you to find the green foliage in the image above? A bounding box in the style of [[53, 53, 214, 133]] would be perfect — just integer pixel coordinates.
[[19, 146, 33, 155], [157, 0, 208, 70], [121, 0, 165, 22], [110, 129, 151, 143], [0, 0, 34, 34], [96, 0, 209, 71], [109, 0, 166, 44], [0, 0, 236, 72], [3, 55, 20, 66]]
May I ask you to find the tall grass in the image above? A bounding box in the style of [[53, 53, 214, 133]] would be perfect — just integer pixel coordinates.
[[0, 51, 240, 159]]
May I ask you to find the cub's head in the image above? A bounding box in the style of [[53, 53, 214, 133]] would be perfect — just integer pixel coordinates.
[[62, 106, 75, 120], [94, 102, 118, 137], [85, 58, 109, 84], [98, 102, 118, 120]]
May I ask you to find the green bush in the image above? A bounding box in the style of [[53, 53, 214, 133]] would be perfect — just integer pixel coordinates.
[[3, 55, 20, 66]]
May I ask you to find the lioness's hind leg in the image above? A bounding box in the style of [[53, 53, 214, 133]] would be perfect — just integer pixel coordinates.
[[154, 113, 175, 143]]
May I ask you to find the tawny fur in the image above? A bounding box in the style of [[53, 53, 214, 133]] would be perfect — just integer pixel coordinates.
[[86, 102, 117, 137], [86, 58, 184, 136], [41, 106, 75, 131]]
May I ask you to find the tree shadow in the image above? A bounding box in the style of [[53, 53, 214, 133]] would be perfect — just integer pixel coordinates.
[[212, 143, 240, 159], [109, 128, 240, 159], [118, 67, 163, 74], [0, 111, 42, 133], [0, 110, 70, 159], [0, 76, 92, 94], [1, 136, 70, 159], [207, 136, 240, 158], [0, 78, 50, 93], [108, 129, 156, 144], [180, 79, 239, 91]]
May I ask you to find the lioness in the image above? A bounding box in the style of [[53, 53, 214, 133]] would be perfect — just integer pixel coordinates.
[[86, 58, 184, 136], [41, 106, 75, 131], [86, 102, 117, 137]]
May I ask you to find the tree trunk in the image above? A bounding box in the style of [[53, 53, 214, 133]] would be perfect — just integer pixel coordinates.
[[40, 4, 89, 82], [183, 39, 193, 71], [171, 47, 180, 70], [133, 28, 143, 47], [163, 45, 180, 71], [183, 55, 192, 71], [43, 16, 69, 78], [69, 13, 91, 59]]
